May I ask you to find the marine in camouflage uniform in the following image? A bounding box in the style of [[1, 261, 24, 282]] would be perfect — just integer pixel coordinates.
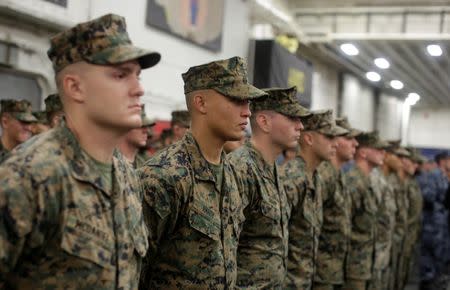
[[170, 109, 191, 143], [399, 149, 424, 288], [44, 93, 64, 128], [383, 146, 409, 290], [368, 166, 397, 290], [118, 105, 155, 169], [314, 116, 360, 290], [0, 99, 37, 164], [343, 131, 385, 290], [228, 87, 310, 289], [0, 13, 160, 289], [31, 110, 51, 135], [284, 109, 348, 290], [139, 56, 267, 289]]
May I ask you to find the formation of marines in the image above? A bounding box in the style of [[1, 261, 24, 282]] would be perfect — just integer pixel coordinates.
[[0, 13, 448, 290]]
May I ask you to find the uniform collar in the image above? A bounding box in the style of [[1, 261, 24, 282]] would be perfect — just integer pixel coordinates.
[[182, 131, 227, 184], [59, 124, 127, 197], [243, 140, 277, 181]]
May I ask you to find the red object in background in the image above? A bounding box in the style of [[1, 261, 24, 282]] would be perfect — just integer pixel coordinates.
[[152, 120, 171, 137]]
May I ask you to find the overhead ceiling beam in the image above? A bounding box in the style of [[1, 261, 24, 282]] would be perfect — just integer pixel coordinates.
[[358, 41, 442, 105], [397, 42, 450, 101], [375, 41, 448, 104]]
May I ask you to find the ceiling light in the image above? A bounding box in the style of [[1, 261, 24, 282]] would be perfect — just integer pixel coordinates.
[[366, 71, 381, 82], [390, 80, 404, 90], [427, 44, 443, 56], [340, 43, 359, 56], [374, 58, 390, 69], [405, 92, 420, 106]]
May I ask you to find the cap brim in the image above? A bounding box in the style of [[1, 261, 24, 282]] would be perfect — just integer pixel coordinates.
[[281, 104, 311, 118], [346, 128, 362, 138], [142, 116, 156, 127], [215, 83, 267, 100], [86, 44, 161, 69], [13, 112, 38, 123], [321, 125, 349, 137]]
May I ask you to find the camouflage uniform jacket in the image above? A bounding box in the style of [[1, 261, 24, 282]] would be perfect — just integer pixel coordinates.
[[370, 168, 397, 271], [314, 161, 352, 285], [228, 141, 290, 289], [139, 131, 245, 290], [405, 177, 423, 242], [283, 156, 323, 290], [345, 166, 377, 280], [0, 125, 148, 290], [388, 174, 408, 249], [0, 139, 9, 164]]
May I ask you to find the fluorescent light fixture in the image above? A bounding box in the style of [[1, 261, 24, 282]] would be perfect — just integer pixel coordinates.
[[374, 58, 390, 69], [405, 92, 420, 106], [427, 44, 443, 57], [340, 43, 359, 56], [255, 0, 292, 22], [366, 71, 381, 82], [390, 80, 404, 90]]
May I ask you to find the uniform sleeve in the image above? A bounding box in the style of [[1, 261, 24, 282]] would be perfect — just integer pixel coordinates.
[[0, 166, 37, 283], [139, 165, 184, 258]]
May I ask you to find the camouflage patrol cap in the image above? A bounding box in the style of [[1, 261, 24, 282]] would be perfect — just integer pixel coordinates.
[[356, 131, 389, 149], [33, 111, 49, 124], [407, 148, 427, 164], [394, 147, 411, 158], [0, 99, 37, 122], [251, 86, 311, 118], [47, 13, 161, 72], [182, 56, 267, 100], [171, 110, 191, 127], [336, 116, 362, 137], [44, 94, 63, 113], [302, 109, 348, 136], [141, 105, 155, 127]]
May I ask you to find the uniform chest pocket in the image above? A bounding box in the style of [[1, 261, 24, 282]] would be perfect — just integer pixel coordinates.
[[188, 203, 221, 241], [363, 194, 377, 216], [302, 192, 321, 230], [260, 199, 281, 221], [61, 217, 114, 268]]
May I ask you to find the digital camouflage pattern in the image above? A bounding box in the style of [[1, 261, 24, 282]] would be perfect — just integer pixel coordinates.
[[355, 131, 389, 149], [139, 131, 245, 289], [368, 168, 397, 290], [387, 173, 409, 290], [228, 141, 290, 289], [283, 156, 323, 290], [44, 94, 63, 113], [301, 109, 348, 137], [418, 167, 448, 283], [171, 110, 191, 127], [399, 176, 423, 288], [335, 116, 362, 138], [182, 56, 267, 100], [0, 140, 9, 164], [314, 161, 352, 286], [0, 124, 148, 290], [251, 86, 311, 118], [32, 111, 49, 124], [47, 13, 161, 72], [343, 166, 377, 283], [0, 99, 37, 123]]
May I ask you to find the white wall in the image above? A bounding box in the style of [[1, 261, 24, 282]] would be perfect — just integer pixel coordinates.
[[310, 60, 339, 113], [89, 0, 252, 120], [377, 93, 403, 140], [340, 74, 375, 131], [407, 106, 450, 149]]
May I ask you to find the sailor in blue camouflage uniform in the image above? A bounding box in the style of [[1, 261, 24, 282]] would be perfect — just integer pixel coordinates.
[[418, 151, 449, 290]]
